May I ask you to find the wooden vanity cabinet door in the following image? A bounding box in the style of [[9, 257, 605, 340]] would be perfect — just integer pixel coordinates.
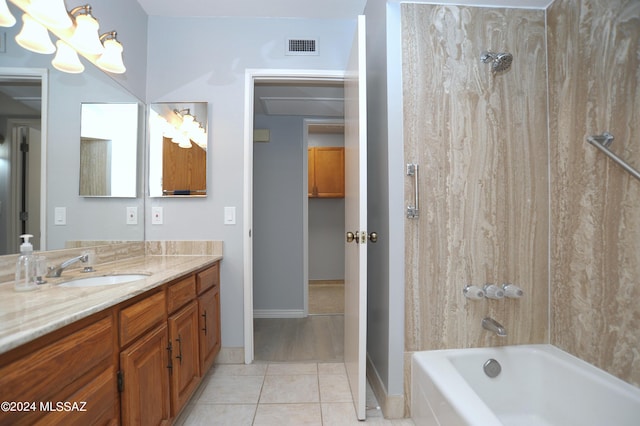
[[0, 314, 115, 426], [120, 323, 171, 426], [308, 147, 345, 198], [198, 284, 221, 374], [168, 300, 201, 417]]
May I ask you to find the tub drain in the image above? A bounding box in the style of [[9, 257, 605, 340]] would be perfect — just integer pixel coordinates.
[[483, 358, 501, 378]]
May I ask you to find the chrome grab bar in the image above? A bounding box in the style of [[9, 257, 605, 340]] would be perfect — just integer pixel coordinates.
[[587, 132, 640, 182], [406, 163, 419, 218]]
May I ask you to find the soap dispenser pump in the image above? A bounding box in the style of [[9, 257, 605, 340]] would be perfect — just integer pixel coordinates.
[[15, 234, 37, 292]]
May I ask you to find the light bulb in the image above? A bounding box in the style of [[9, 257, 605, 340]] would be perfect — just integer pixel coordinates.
[[69, 13, 103, 55], [15, 14, 55, 54], [52, 40, 84, 73], [27, 0, 73, 30], [0, 0, 16, 27], [96, 38, 126, 74]]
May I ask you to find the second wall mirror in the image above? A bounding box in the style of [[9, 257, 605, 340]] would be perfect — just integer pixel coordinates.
[[149, 102, 208, 197], [80, 103, 139, 197]]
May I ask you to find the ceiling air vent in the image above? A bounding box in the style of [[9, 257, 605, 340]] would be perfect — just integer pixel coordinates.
[[286, 38, 318, 56]]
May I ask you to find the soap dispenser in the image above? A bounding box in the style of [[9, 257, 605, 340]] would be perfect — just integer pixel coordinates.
[[15, 234, 37, 292]]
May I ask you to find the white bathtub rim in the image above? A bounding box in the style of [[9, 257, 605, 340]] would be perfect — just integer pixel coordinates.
[[411, 343, 640, 425], [412, 348, 502, 425]]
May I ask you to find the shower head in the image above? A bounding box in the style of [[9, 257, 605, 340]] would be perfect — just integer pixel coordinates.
[[481, 51, 513, 74]]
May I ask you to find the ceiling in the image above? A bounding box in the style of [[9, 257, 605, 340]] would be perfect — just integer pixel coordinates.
[[134, 0, 367, 19]]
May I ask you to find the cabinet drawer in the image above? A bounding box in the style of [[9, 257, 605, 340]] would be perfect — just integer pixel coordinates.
[[34, 367, 118, 426], [120, 291, 166, 347], [196, 263, 219, 295], [167, 275, 196, 314], [0, 316, 114, 425]]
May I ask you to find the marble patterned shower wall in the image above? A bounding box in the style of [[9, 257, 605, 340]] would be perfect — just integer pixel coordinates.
[[402, 4, 549, 355], [548, 0, 640, 386]]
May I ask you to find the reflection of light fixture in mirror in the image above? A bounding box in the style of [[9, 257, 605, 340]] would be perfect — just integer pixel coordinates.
[[68, 5, 103, 55], [27, 0, 72, 30], [178, 137, 192, 149], [15, 13, 55, 54], [96, 31, 126, 74], [172, 108, 206, 149], [4, 1, 126, 74], [0, 0, 16, 27], [52, 40, 84, 73]]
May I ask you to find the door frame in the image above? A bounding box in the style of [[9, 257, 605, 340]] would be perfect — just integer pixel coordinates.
[[243, 68, 345, 364]]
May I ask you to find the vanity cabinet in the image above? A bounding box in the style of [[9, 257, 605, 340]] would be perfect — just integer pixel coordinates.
[[0, 313, 118, 426], [308, 147, 345, 198], [118, 262, 221, 425], [167, 276, 200, 417], [119, 290, 170, 426], [0, 260, 221, 426], [120, 323, 171, 426]]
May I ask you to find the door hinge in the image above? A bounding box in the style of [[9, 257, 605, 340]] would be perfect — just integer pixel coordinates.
[[20, 141, 29, 153], [117, 370, 124, 393]]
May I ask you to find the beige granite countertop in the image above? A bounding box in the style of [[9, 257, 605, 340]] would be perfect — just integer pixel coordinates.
[[0, 254, 222, 356]]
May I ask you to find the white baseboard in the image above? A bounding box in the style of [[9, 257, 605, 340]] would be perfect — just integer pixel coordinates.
[[253, 309, 306, 318]]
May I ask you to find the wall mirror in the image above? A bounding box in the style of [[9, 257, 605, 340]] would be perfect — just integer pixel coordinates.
[[149, 102, 208, 197], [80, 103, 138, 197], [0, 13, 145, 254]]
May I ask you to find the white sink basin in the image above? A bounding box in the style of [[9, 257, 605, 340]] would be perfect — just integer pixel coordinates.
[[59, 274, 149, 288]]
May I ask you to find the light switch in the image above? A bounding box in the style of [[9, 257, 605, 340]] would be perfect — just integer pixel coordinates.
[[152, 206, 163, 225], [126, 207, 138, 225], [54, 207, 66, 225], [224, 206, 236, 225]]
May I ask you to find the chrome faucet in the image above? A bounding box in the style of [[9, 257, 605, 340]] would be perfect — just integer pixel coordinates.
[[482, 317, 507, 337], [46, 253, 89, 278]]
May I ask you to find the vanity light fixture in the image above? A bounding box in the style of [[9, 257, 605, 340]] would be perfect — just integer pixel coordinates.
[[96, 31, 126, 74], [0, 0, 16, 27], [67, 5, 103, 55], [52, 39, 84, 73], [172, 109, 206, 149], [26, 0, 72, 30], [15, 13, 55, 53], [1, 0, 126, 74]]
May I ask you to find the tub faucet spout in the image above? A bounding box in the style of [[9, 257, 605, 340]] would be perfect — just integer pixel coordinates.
[[482, 317, 507, 337]]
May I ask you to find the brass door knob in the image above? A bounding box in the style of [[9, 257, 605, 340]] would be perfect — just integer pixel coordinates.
[[346, 231, 355, 243], [368, 232, 378, 243]]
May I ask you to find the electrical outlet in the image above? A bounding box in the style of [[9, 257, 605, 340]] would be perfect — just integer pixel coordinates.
[[152, 206, 163, 225], [126, 207, 138, 225]]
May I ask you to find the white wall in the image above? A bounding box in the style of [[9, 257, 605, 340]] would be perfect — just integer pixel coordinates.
[[145, 16, 357, 347]]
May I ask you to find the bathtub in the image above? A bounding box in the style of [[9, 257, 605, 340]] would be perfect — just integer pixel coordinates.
[[411, 344, 640, 426]]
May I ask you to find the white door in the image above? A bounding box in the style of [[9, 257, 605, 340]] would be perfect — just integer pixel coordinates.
[[344, 15, 368, 421]]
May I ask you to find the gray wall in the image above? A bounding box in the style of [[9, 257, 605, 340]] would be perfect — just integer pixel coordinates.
[[363, 0, 406, 398], [308, 132, 345, 281], [145, 16, 356, 345], [253, 114, 305, 312]]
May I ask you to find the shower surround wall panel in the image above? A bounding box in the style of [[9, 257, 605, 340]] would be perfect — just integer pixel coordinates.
[[548, 0, 640, 387], [402, 5, 549, 353]]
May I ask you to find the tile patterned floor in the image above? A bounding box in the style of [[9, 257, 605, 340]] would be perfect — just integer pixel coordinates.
[[176, 362, 415, 425]]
